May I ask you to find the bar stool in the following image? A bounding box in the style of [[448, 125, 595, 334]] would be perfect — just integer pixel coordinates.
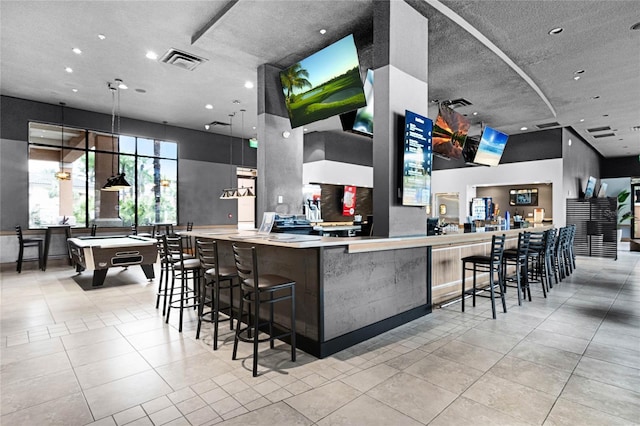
[[165, 235, 201, 332], [155, 236, 171, 315], [15, 225, 43, 273], [525, 231, 548, 298], [181, 221, 194, 256], [461, 234, 506, 319], [502, 231, 530, 304], [232, 243, 296, 376], [195, 239, 239, 349], [543, 228, 557, 288]]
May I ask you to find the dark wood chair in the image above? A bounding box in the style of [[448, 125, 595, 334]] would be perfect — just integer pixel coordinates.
[[15, 225, 43, 272]]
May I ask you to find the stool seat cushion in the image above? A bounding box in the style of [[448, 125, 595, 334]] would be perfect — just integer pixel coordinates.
[[205, 266, 238, 279], [461, 255, 492, 264], [243, 274, 295, 290], [174, 258, 201, 270]]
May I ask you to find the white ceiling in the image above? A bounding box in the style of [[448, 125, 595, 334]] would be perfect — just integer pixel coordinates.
[[1, 0, 639, 158]]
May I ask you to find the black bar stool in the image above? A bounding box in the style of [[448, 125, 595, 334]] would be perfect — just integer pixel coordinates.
[[525, 230, 548, 298], [165, 235, 201, 332], [461, 234, 506, 319], [181, 221, 194, 256], [232, 243, 296, 377], [502, 231, 531, 303], [15, 225, 43, 273], [195, 239, 239, 350]]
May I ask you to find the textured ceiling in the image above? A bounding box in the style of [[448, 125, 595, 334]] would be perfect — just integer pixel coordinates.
[[1, 0, 638, 158]]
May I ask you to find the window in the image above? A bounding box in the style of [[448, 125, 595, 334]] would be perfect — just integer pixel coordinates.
[[28, 122, 178, 229]]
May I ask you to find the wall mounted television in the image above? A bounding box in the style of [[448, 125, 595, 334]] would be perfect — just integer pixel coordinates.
[[584, 176, 597, 198], [400, 110, 433, 206], [280, 34, 366, 129], [340, 68, 373, 136], [472, 125, 508, 166], [432, 103, 470, 160], [509, 188, 538, 206]]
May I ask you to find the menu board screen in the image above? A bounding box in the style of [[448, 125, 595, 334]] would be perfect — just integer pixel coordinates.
[[402, 110, 433, 206]]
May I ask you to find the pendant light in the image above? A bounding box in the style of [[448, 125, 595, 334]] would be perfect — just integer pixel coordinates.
[[237, 108, 255, 197], [55, 102, 71, 180], [102, 80, 130, 191], [219, 112, 236, 199]]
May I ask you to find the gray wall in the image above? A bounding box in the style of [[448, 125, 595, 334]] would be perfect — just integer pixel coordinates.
[[562, 127, 602, 199], [304, 130, 372, 166], [476, 183, 553, 220], [0, 95, 255, 230]]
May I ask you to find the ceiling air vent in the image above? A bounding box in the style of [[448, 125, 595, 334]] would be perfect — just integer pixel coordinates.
[[586, 126, 611, 133], [592, 133, 615, 138], [160, 48, 207, 71], [535, 122, 560, 129], [443, 98, 472, 108]]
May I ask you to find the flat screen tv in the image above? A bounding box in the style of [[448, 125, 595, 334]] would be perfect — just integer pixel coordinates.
[[473, 125, 508, 166], [584, 176, 597, 198], [340, 68, 373, 136], [280, 34, 366, 129], [432, 103, 470, 160], [401, 110, 433, 206]]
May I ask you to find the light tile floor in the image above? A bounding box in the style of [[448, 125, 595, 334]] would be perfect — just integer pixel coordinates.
[[1, 249, 639, 425]]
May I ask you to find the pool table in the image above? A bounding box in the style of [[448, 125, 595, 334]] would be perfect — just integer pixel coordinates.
[[67, 235, 159, 286]]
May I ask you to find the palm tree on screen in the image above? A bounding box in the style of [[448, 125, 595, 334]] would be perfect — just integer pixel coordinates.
[[280, 63, 311, 104]]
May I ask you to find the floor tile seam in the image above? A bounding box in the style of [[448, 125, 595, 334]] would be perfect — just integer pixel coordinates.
[[0, 390, 91, 421], [426, 394, 537, 426], [570, 361, 640, 394], [553, 395, 640, 426]]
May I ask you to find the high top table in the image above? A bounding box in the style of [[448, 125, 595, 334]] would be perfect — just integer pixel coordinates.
[[42, 224, 73, 271]]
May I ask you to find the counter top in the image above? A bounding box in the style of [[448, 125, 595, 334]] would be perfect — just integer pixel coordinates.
[[183, 224, 554, 253]]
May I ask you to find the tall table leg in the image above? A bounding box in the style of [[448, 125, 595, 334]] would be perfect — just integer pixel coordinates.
[[42, 227, 53, 271]]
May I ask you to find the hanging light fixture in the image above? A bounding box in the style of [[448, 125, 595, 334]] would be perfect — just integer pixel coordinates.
[[238, 108, 254, 197], [220, 112, 237, 199], [102, 80, 131, 191], [55, 102, 71, 180]]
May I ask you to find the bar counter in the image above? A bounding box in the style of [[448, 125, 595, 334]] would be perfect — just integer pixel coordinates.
[[184, 224, 553, 358]]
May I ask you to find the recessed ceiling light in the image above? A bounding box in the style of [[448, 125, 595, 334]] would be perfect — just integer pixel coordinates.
[[244, 81, 254, 89], [97, 34, 106, 40], [303, 128, 308, 131], [252, 126, 256, 130], [205, 104, 213, 109], [580, 118, 585, 122], [548, 27, 563, 35], [146, 51, 158, 60], [319, 29, 327, 35], [631, 22, 640, 30], [65, 67, 73, 73], [72, 88, 78, 93], [520, 127, 528, 131], [472, 112, 478, 116], [592, 95, 600, 99], [72, 47, 82, 55], [573, 76, 580, 81]]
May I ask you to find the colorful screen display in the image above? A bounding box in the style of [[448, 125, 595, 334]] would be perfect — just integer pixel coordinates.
[[473, 126, 508, 166], [432, 103, 470, 159], [280, 34, 366, 129], [402, 110, 433, 206]]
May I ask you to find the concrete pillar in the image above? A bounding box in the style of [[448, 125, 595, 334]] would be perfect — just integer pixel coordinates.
[[372, 0, 429, 237], [256, 64, 304, 222]]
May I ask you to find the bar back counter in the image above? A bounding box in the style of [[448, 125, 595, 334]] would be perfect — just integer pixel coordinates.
[[185, 225, 552, 358]]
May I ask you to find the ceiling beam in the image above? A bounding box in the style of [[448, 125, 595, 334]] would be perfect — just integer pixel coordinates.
[[191, 0, 240, 45]]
